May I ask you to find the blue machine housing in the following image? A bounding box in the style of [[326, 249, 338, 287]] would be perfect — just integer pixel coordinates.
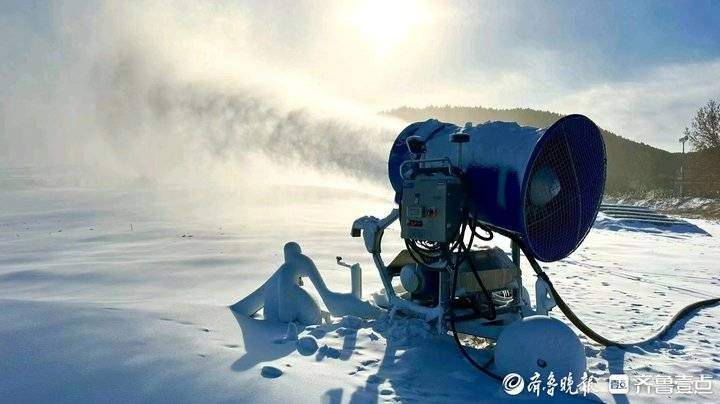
[[388, 115, 606, 262]]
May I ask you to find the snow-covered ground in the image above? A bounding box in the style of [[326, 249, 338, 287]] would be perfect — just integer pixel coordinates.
[[1, 169, 718, 403]]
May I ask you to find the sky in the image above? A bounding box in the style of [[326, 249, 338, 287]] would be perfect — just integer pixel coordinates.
[[1, 0, 719, 158]]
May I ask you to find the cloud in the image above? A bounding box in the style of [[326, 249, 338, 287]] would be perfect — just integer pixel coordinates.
[[547, 60, 720, 151]]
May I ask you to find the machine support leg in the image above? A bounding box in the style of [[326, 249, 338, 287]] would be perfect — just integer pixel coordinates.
[[350, 264, 362, 299], [511, 240, 521, 269]]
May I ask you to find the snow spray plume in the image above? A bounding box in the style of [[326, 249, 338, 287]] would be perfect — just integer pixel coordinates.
[[1, 1, 402, 189], [88, 52, 393, 185]]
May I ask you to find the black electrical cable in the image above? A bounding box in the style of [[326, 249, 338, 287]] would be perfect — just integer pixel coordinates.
[[518, 243, 720, 348], [404, 238, 448, 269], [399, 205, 497, 364], [447, 254, 502, 380], [449, 220, 468, 252], [441, 215, 500, 378], [404, 210, 469, 270], [458, 240, 497, 320], [463, 219, 497, 319], [404, 238, 433, 266], [469, 220, 494, 241], [396, 172, 500, 377]]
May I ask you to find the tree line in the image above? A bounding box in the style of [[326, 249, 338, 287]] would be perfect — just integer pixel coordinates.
[[385, 103, 719, 197]]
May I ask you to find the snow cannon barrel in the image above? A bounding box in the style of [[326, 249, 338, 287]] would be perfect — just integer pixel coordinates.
[[388, 114, 606, 262]]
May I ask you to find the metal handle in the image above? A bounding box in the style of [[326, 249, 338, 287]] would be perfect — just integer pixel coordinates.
[[399, 157, 453, 180]]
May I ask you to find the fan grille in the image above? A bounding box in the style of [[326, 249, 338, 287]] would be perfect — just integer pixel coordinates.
[[523, 115, 606, 262]]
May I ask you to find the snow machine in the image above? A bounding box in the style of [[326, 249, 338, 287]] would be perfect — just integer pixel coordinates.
[[349, 115, 606, 378]]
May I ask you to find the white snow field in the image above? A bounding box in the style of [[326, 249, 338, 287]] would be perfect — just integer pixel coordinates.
[[1, 169, 718, 403]]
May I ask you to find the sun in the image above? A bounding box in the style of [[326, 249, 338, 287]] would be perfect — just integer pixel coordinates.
[[347, 0, 433, 54]]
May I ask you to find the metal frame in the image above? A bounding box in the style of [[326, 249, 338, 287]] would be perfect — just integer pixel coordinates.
[[352, 209, 556, 339]]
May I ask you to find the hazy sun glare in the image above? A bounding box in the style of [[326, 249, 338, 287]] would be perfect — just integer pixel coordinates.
[[345, 0, 434, 55]]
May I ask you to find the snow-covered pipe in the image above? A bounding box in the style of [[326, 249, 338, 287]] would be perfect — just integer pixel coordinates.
[[231, 243, 383, 323], [336, 257, 362, 299], [230, 276, 272, 317], [350, 264, 362, 299], [303, 260, 382, 319]]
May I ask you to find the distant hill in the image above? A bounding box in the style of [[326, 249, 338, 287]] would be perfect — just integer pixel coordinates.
[[384, 106, 682, 195]]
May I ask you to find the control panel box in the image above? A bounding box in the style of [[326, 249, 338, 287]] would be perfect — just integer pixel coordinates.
[[400, 174, 464, 243]]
